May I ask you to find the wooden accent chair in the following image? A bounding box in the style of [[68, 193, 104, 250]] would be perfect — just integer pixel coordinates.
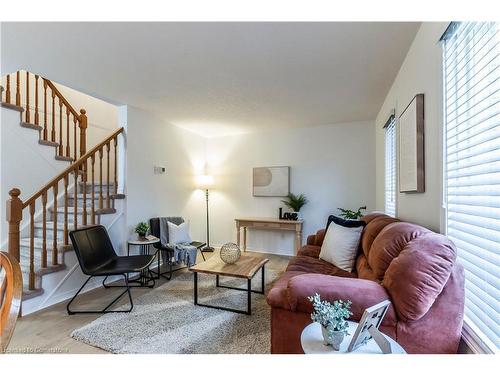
[[1, 251, 23, 353]]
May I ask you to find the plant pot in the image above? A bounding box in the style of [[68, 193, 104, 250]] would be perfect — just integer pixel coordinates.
[[321, 326, 345, 351], [291, 211, 301, 220], [137, 234, 146, 241]]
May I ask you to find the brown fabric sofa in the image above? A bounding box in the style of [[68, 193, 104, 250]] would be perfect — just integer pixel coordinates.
[[266, 213, 465, 354]]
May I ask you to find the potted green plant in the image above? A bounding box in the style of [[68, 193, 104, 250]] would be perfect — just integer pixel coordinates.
[[308, 293, 353, 350], [281, 193, 308, 219], [135, 222, 149, 240], [337, 206, 367, 220]]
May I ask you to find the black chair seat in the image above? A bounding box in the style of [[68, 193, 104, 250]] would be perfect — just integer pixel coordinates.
[[92, 255, 155, 276]]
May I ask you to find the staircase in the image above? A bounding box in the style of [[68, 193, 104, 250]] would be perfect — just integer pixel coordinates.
[[2, 70, 125, 301]]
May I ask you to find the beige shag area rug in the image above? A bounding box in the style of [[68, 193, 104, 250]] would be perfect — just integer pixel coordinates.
[[71, 268, 279, 354]]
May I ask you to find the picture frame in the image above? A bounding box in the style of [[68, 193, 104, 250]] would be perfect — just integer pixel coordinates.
[[398, 93, 425, 193], [252, 166, 290, 197], [347, 300, 392, 353]]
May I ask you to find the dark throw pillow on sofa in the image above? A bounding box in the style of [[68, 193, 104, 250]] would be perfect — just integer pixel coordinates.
[[326, 215, 366, 230]]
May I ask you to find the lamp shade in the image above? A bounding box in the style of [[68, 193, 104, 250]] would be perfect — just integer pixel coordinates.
[[196, 175, 215, 189]]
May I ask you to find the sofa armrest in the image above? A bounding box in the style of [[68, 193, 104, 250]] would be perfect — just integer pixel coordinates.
[[306, 234, 316, 245], [287, 274, 397, 326], [306, 229, 326, 246]]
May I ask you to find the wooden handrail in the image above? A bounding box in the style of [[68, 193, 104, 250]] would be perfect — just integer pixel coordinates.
[[22, 127, 124, 208], [42, 78, 79, 118]]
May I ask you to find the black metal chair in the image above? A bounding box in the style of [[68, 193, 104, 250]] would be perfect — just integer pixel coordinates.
[[149, 217, 207, 280], [67, 225, 155, 315]]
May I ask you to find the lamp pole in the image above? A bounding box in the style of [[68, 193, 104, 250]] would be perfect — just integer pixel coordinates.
[[204, 188, 214, 251]]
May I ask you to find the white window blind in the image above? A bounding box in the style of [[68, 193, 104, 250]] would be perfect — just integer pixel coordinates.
[[442, 21, 500, 352], [385, 116, 397, 217]]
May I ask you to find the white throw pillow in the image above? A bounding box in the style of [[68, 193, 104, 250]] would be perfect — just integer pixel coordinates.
[[319, 222, 363, 272], [167, 221, 192, 244]]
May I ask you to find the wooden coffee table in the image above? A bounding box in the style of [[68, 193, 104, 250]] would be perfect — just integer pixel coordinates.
[[189, 254, 269, 315]]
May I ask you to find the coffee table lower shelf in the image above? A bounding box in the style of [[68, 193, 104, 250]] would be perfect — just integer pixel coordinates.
[[192, 265, 266, 315]]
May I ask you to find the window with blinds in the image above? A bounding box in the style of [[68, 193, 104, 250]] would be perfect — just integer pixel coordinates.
[[384, 115, 396, 217], [442, 21, 499, 352]]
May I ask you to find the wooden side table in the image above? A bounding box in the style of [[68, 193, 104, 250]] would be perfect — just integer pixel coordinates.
[[127, 237, 160, 287], [235, 217, 303, 254], [301, 322, 406, 354]]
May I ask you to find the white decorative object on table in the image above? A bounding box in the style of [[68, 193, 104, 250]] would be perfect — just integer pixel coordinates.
[[219, 242, 241, 264], [301, 321, 406, 354]]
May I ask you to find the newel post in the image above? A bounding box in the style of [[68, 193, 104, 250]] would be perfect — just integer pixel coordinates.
[[6, 188, 23, 262], [79, 109, 88, 158]]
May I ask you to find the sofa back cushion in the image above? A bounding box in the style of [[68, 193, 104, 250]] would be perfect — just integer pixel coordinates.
[[360, 213, 399, 258], [368, 222, 430, 280], [383, 232, 457, 321]]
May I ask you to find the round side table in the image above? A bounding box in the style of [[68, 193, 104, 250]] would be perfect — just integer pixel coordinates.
[[301, 321, 406, 354], [127, 237, 160, 287]]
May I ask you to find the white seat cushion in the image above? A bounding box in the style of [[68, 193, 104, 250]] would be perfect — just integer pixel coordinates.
[[319, 221, 363, 272]]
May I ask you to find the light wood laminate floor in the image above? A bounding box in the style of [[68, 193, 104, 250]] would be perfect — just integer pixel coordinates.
[[7, 251, 290, 354]]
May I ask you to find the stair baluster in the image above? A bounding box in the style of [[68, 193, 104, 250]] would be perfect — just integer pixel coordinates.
[[15, 71, 20, 106], [58, 99, 63, 156], [82, 160, 88, 226], [91, 155, 96, 225], [114, 137, 118, 196], [34, 75, 40, 126], [25, 71, 30, 123], [29, 202, 35, 289], [5, 74, 11, 103], [64, 175, 69, 246], [41, 192, 47, 268], [99, 148, 104, 210], [51, 90, 56, 142], [43, 81, 48, 140], [73, 169, 78, 231], [106, 143, 111, 209], [52, 184, 58, 266], [66, 108, 70, 158], [73, 115, 78, 161]]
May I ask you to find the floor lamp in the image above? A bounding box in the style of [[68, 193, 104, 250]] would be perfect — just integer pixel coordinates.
[[196, 175, 215, 252]]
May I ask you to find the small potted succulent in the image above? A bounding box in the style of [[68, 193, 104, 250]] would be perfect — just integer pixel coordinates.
[[308, 293, 353, 350], [337, 206, 367, 220], [281, 193, 308, 220], [135, 221, 149, 240]]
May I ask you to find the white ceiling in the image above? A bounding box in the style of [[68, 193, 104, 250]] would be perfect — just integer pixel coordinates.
[[1, 22, 419, 137]]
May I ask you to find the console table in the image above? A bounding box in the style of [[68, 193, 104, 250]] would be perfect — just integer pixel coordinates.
[[235, 217, 303, 254]]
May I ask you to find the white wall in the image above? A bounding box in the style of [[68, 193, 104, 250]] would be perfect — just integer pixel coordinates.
[[206, 121, 376, 256], [124, 106, 207, 242], [375, 23, 448, 232]]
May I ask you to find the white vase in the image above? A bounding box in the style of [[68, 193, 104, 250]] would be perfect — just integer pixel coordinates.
[[321, 326, 345, 351]]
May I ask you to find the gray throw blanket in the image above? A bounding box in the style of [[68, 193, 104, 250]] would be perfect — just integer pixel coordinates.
[[159, 217, 197, 267], [172, 243, 198, 267]]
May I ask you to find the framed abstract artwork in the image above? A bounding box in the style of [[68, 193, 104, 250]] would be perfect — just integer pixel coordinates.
[[399, 93, 425, 193], [252, 166, 290, 197]]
